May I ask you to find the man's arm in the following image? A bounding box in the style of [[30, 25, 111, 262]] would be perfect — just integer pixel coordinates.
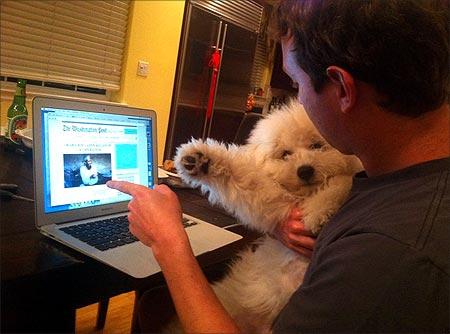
[[107, 181, 239, 333], [159, 244, 239, 333]]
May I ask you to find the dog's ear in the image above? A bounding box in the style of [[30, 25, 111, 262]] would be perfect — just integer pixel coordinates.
[[326, 66, 356, 114], [348, 155, 364, 173]]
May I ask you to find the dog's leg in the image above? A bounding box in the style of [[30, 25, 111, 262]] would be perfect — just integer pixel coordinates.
[[174, 138, 244, 189], [175, 138, 252, 215], [175, 139, 292, 232], [301, 175, 354, 234]]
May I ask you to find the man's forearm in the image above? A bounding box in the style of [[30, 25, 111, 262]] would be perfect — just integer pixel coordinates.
[[159, 249, 239, 333]]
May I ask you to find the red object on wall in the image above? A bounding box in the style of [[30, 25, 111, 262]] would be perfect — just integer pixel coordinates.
[[206, 49, 221, 120]]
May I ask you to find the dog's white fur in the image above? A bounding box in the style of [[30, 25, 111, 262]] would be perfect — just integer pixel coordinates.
[[172, 99, 362, 333]]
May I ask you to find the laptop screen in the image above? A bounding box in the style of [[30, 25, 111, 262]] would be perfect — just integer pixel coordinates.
[[40, 106, 153, 214]]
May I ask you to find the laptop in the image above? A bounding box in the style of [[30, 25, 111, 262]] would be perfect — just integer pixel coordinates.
[[32, 97, 242, 278]]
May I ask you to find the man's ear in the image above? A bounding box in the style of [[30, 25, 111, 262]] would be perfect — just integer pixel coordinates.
[[326, 66, 356, 113]]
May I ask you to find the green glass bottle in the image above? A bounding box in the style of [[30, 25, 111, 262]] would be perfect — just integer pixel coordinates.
[[6, 79, 28, 144]]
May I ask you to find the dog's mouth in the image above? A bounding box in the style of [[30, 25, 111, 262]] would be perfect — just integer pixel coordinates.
[[299, 179, 319, 187], [279, 180, 321, 195]]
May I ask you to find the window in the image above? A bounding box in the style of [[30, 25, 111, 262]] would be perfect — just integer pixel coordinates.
[[0, 0, 130, 95]]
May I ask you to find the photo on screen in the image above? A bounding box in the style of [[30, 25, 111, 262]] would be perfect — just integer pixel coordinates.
[[63, 153, 112, 188]]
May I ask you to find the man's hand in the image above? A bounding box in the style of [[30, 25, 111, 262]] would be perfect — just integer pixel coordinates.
[[106, 181, 190, 261], [272, 208, 316, 258]]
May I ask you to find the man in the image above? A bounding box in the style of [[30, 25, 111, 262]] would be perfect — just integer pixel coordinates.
[[108, 0, 449, 332], [269, 1, 449, 332], [80, 155, 98, 186]]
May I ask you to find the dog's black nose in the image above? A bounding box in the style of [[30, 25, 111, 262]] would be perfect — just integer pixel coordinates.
[[297, 165, 315, 182]]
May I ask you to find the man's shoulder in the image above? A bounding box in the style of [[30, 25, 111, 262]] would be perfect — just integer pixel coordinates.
[[319, 159, 450, 272]]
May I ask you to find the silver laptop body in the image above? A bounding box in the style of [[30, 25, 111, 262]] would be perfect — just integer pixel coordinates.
[[33, 97, 242, 278]]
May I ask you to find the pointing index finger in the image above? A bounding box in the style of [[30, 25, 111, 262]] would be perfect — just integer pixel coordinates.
[[107, 180, 142, 196]]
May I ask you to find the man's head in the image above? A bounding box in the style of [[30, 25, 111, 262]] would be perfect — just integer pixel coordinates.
[[83, 155, 92, 169], [272, 0, 449, 117]]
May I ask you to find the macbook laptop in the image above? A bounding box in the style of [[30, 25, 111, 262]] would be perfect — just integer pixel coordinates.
[[32, 97, 242, 278]]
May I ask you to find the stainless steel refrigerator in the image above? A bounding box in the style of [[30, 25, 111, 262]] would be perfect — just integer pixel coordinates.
[[164, 0, 264, 159]]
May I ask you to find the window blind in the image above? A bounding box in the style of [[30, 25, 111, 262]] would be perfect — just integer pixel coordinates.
[[0, 0, 130, 91], [251, 32, 269, 89], [191, 0, 263, 33]]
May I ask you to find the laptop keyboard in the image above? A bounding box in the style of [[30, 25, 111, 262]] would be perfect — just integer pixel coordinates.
[[60, 216, 197, 251]]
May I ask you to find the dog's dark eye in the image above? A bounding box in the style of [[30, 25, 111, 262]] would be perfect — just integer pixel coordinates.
[[310, 142, 324, 150], [281, 150, 292, 159]]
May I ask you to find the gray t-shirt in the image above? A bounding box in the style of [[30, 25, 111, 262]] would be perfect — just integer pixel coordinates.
[[273, 158, 450, 333]]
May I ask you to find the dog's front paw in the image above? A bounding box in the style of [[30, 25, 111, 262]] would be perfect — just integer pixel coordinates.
[[303, 213, 328, 235], [179, 152, 210, 176]]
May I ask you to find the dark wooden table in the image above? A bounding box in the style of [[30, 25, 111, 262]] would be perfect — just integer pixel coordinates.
[[0, 140, 257, 333]]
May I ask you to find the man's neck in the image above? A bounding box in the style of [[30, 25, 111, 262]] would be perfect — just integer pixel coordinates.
[[357, 104, 450, 177]]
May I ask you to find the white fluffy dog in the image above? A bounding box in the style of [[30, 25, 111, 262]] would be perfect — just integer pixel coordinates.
[[173, 99, 362, 333]]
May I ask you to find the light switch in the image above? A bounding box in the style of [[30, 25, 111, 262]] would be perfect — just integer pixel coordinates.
[[137, 60, 149, 77]]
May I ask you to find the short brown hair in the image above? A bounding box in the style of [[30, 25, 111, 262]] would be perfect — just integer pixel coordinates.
[[272, 0, 449, 116]]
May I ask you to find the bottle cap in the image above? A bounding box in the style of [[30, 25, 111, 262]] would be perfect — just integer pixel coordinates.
[[17, 79, 27, 87]]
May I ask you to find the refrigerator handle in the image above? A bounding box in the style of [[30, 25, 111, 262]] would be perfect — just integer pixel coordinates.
[[206, 22, 228, 138], [202, 21, 225, 139], [214, 21, 223, 50]]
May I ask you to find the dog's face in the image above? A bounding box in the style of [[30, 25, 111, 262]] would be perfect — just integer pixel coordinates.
[[247, 100, 362, 197]]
